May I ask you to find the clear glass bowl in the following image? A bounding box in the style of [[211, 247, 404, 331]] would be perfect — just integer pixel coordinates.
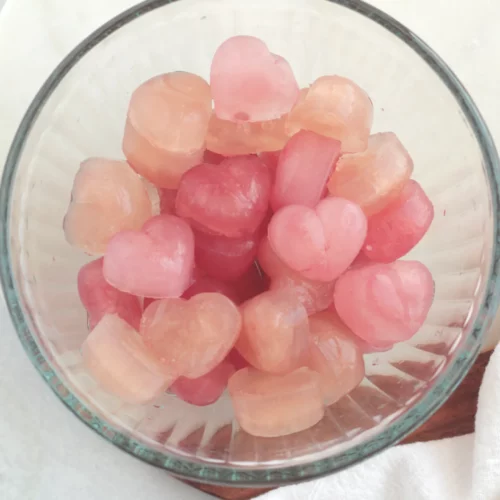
[[1, 0, 500, 487]]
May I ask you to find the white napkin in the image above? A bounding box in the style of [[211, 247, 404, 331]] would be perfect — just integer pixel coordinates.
[[1, 0, 500, 499], [261, 346, 500, 500]]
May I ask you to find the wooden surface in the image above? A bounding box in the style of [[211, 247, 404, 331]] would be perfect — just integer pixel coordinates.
[[186, 350, 492, 500]]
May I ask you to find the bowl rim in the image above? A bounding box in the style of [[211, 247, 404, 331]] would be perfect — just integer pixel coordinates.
[[1, 0, 500, 487]]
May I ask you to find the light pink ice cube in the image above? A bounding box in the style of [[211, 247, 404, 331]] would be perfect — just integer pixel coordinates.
[[140, 293, 242, 379], [211, 36, 300, 122], [363, 180, 434, 262], [64, 158, 152, 255], [228, 367, 324, 437], [123, 72, 212, 188], [286, 76, 373, 153], [271, 130, 341, 211], [334, 261, 434, 344], [78, 258, 142, 330], [268, 198, 367, 282], [103, 214, 195, 298], [176, 155, 272, 238], [236, 289, 309, 373], [328, 133, 414, 216], [257, 237, 295, 278], [82, 314, 175, 404]]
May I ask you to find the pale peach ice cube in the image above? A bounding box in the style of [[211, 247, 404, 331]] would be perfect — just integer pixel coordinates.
[[103, 214, 195, 298], [268, 198, 367, 282], [82, 314, 175, 404], [354, 337, 394, 353], [176, 155, 272, 238], [194, 230, 259, 281], [271, 130, 341, 211], [63, 158, 152, 254], [123, 72, 212, 188], [170, 360, 236, 407], [328, 132, 414, 216], [334, 260, 434, 344], [307, 311, 365, 405], [78, 258, 142, 330], [206, 113, 290, 156], [363, 180, 434, 263], [258, 239, 335, 314], [228, 367, 324, 437], [182, 275, 241, 303], [236, 289, 309, 373], [140, 293, 241, 379], [210, 36, 300, 122], [286, 76, 373, 153], [270, 274, 336, 316]]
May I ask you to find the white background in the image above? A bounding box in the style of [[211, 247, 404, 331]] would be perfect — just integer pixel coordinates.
[[1, 0, 500, 499]]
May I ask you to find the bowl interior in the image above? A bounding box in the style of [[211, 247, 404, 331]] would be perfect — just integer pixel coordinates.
[[2, 0, 499, 485]]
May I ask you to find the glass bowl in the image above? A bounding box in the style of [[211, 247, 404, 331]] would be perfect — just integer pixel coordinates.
[[1, 0, 500, 487]]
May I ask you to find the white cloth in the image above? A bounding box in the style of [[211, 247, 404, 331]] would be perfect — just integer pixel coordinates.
[[262, 346, 500, 500], [1, 0, 500, 499]]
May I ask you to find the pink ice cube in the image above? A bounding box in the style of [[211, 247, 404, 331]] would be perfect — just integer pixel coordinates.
[[170, 360, 236, 407], [286, 76, 373, 153], [82, 314, 175, 404], [236, 289, 309, 373], [334, 261, 434, 344], [194, 230, 259, 281], [140, 293, 241, 379], [271, 130, 341, 211], [268, 198, 367, 282], [211, 36, 300, 122], [328, 133, 414, 216], [103, 214, 195, 298], [64, 158, 152, 255], [206, 114, 290, 156], [226, 348, 250, 370], [78, 258, 142, 330], [159, 189, 177, 214], [228, 367, 324, 437], [123, 72, 212, 188], [363, 180, 434, 262], [203, 150, 226, 165], [259, 151, 281, 171], [176, 155, 272, 238], [307, 312, 365, 405], [231, 263, 270, 304]]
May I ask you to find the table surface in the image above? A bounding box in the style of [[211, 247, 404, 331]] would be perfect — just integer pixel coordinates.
[[1, 0, 500, 499]]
